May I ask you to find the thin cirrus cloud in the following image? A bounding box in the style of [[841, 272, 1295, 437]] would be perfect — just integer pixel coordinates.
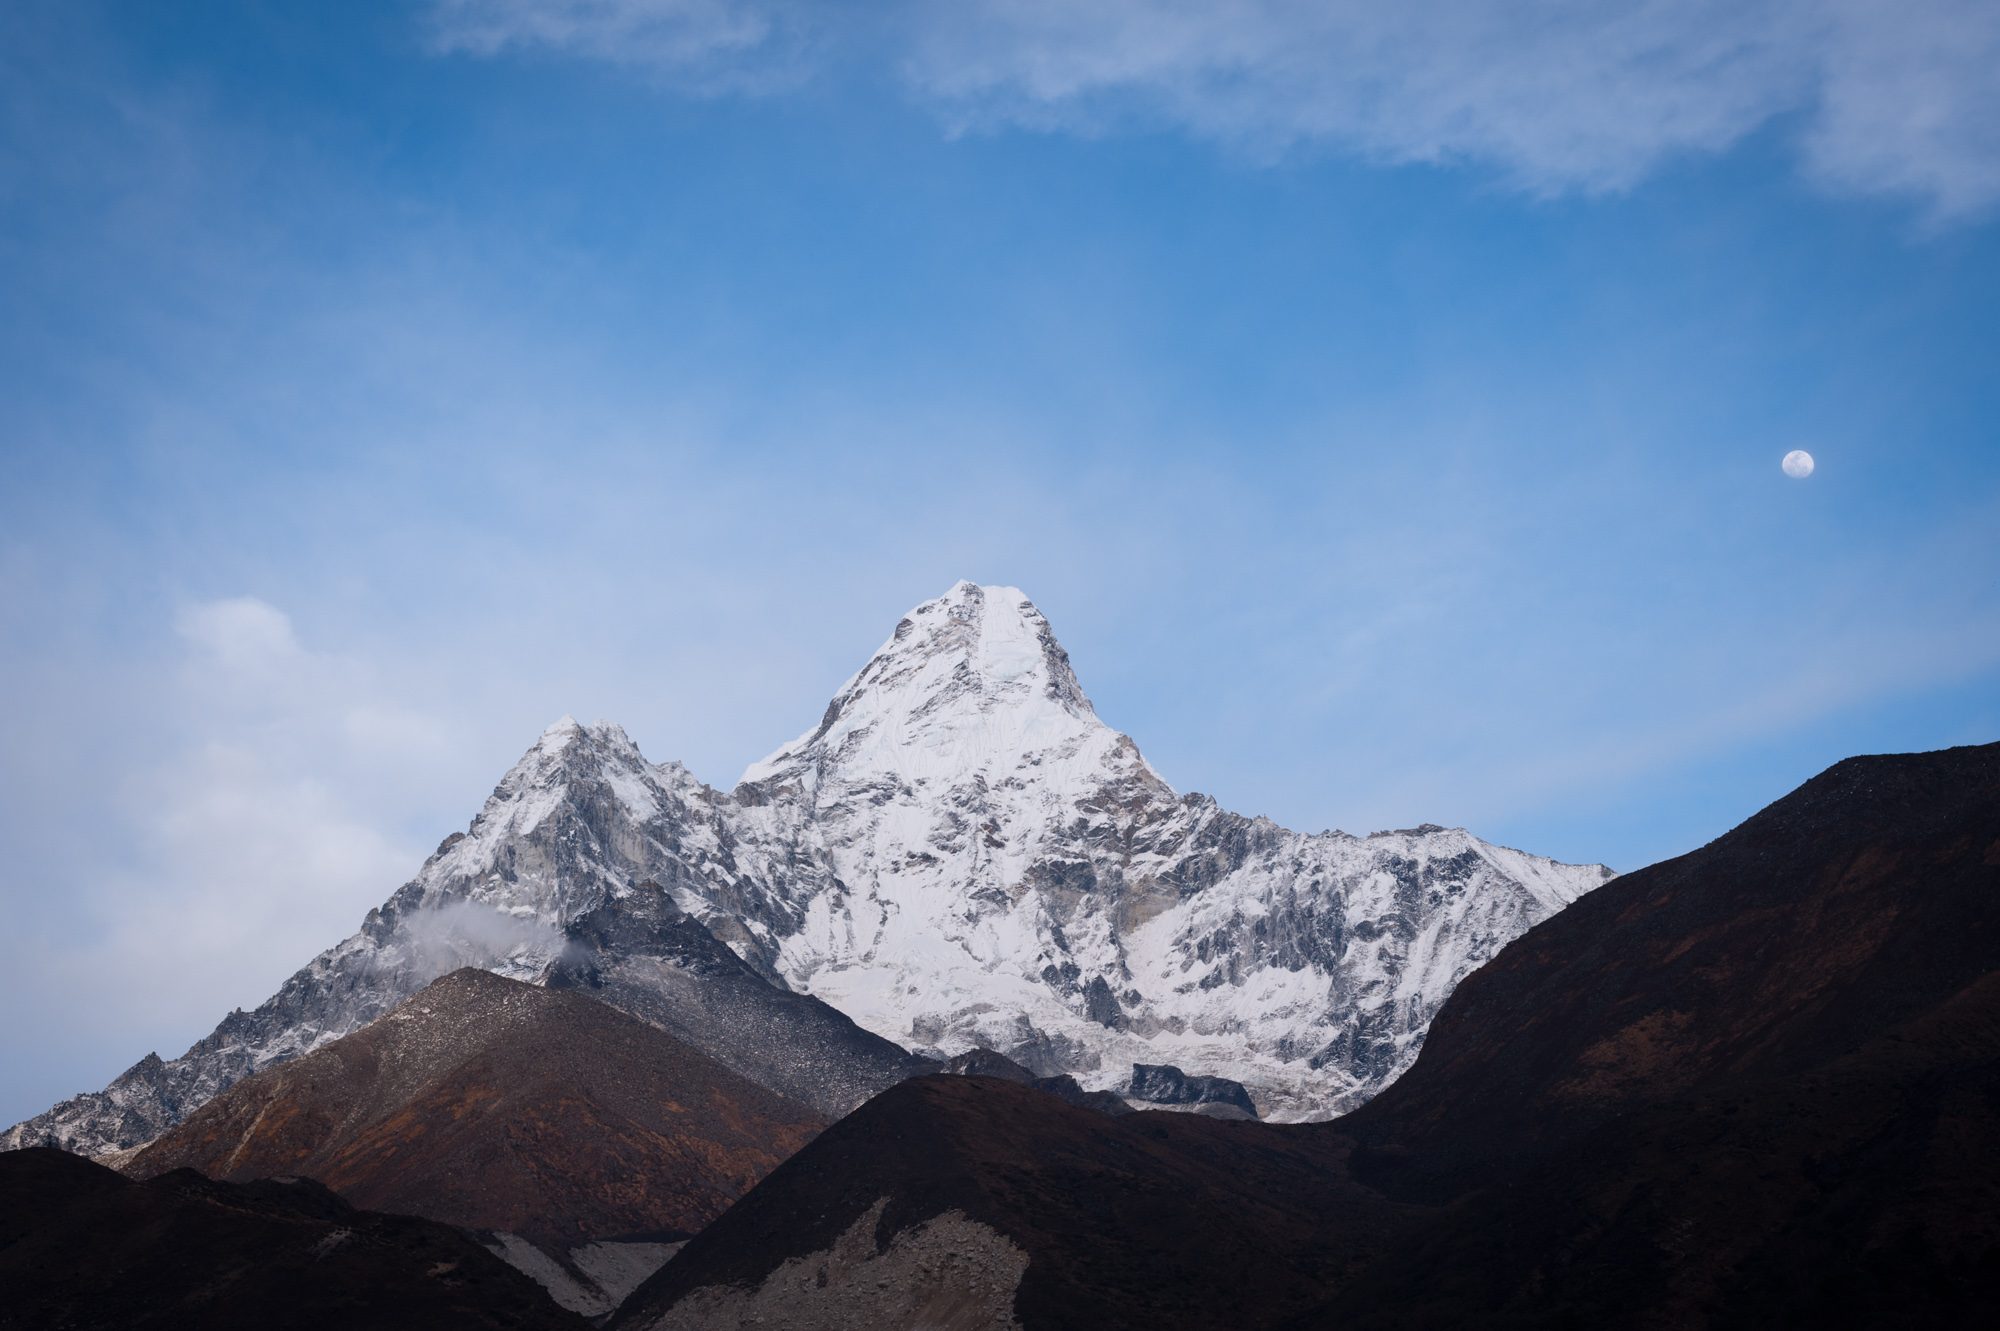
[[426, 0, 2000, 221], [427, 0, 817, 90], [3, 596, 432, 1091]]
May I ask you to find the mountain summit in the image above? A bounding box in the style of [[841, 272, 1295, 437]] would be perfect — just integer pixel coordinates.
[[727, 582, 1609, 1117], [743, 581, 1105, 787], [7, 583, 1610, 1154]]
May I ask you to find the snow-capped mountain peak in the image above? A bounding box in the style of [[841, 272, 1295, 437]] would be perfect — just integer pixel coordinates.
[[527, 714, 642, 764], [722, 582, 1612, 1118], [740, 582, 1109, 794], [7, 581, 1614, 1156], [733, 584, 1169, 939]]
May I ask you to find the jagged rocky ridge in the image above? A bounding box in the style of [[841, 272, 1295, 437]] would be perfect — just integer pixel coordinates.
[[6, 582, 1610, 1154]]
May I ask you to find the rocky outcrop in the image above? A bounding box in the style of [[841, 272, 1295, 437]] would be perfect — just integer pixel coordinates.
[[942, 1049, 1133, 1115], [543, 890, 936, 1120], [1127, 1063, 1260, 1117], [639, 1199, 1029, 1331]]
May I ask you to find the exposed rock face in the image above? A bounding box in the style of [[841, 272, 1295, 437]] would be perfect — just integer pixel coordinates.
[[480, 1235, 684, 1321], [942, 1049, 1043, 1081], [1127, 1063, 1260, 1116], [126, 969, 826, 1252], [543, 890, 934, 1120], [0, 1147, 587, 1330], [2, 1049, 230, 1166], [941, 1049, 1133, 1115], [6, 581, 1609, 1154], [640, 1199, 1029, 1331]]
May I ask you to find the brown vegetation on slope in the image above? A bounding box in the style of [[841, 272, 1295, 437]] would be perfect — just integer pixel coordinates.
[[130, 968, 825, 1250]]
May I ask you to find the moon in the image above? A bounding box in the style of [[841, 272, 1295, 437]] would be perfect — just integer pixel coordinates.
[[1781, 449, 1815, 479]]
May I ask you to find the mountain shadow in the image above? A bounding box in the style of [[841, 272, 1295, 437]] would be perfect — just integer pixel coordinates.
[[0, 1146, 587, 1330]]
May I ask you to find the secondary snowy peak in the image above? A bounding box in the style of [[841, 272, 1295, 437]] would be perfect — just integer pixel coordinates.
[[444, 716, 684, 879], [3, 717, 742, 1158]]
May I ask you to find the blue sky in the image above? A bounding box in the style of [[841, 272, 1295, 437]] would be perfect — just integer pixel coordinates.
[[3, 0, 1998, 1125]]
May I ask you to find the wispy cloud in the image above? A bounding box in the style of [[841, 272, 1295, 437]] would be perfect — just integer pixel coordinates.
[[426, 0, 817, 90], [175, 597, 307, 675], [1798, 0, 2000, 222], [3, 597, 457, 1084], [427, 0, 2000, 221], [905, 0, 1809, 190]]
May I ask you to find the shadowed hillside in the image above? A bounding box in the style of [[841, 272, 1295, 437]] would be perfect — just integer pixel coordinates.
[[0, 1147, 585, 1330]]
